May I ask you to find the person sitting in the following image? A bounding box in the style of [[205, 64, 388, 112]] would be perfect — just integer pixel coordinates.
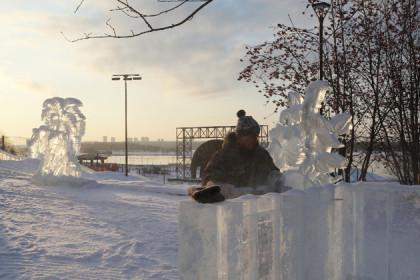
[[189, 110, 289, 203]]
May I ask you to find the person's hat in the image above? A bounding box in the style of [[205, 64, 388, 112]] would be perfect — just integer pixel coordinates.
[[235, 110, 260, 137]]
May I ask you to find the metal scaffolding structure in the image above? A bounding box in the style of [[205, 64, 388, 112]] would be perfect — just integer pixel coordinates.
[[176, 125, 269, 179]]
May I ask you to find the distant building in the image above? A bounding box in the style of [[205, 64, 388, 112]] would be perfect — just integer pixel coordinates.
[[141, 137, 149, 142], [128, 138, 134, 142], [111, 137, 116, 143], [157, 138, 165, 142], [103, 136, 108, 142], [134, 137, 138, 143]]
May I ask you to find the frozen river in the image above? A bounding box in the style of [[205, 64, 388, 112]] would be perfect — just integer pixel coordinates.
[[107, 154, 177, 166]]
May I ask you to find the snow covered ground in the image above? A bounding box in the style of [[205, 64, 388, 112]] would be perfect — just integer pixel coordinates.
[[0, 159, 191, 280], [0, 158, 401, 280]]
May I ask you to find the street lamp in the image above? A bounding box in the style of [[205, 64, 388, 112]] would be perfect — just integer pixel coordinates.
[[112, 74, 142, 176], [312, 1, 331, 81]]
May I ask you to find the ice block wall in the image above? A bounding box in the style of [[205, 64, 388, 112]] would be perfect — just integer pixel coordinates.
[[178, 182, 420, 280]]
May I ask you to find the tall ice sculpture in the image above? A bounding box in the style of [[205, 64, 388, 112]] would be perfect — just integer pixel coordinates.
[[28, 97, 87, 184], [268, 81, 352, 189]]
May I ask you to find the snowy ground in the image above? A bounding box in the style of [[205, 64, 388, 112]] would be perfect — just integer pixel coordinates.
[[0, 159, 192, 280], [0, 158, 397, 280]]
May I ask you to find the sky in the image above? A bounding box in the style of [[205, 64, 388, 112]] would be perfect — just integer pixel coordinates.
[[0, 0, 316, 142]]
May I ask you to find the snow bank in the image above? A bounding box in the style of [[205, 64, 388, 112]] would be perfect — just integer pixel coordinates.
[[178, 182, 420, 280], [0, 150, 26, 161], [0, 158, 190, 196]]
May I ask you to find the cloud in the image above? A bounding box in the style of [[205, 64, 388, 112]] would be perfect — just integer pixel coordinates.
[[0, 65, 55, 98], [1, 1, 314, 140], [47, 0, 299, 100], [19, 80, 57, 97], [32, 1, 305, 97], [2, 1, 311, 101]]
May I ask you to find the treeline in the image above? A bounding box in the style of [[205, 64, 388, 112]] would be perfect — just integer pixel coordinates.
[[80, 141, 206, 155]]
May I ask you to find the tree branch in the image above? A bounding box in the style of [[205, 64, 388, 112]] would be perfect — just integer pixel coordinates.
[[74, 0, 86, 13], [64, 0, 213, 42]]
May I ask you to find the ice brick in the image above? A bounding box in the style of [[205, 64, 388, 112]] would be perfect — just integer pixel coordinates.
[[217, 200, 243, 280], [278, 189, 303, 280], [354, 183, 390, 280], [178, 201, 219, 280], [240, 196, 258, 280], [388, 186, 420, 279], [178, 183, 420, 280]]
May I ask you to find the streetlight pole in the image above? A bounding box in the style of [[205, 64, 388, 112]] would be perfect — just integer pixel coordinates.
[[312, 2, 331, 81], [112, 74, 142, 176]]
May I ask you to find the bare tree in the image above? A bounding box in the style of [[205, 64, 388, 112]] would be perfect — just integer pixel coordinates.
[[238, 0, 363, 182], [375, 0, 419, 185], [239, 0, 419, 184], [62, 0, 213, 42]]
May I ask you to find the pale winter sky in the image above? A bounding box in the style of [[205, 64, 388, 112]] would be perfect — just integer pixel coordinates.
[[0, 0, 316, 142]]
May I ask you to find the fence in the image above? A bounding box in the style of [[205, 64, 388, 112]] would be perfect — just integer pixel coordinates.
[[0, 135, 28, 157], [178, 182, 420, 280]]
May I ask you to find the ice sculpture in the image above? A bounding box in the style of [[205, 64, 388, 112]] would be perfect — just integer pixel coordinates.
[[178, 183, 420, 279], [28, 97, 86, 181], [268, 81, 352, 189]]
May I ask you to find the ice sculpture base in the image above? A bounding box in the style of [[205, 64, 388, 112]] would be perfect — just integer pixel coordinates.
[[178, 182, 420, 280], [31, 173, 96, 187]]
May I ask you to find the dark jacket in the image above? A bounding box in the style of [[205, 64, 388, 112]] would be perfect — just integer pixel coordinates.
[[202, 132, 279, 188]]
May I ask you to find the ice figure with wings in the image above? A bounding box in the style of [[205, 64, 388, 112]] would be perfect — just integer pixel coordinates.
[[268, 81, 352, 189]]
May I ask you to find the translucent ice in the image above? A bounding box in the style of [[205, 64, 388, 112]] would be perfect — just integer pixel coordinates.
[[178, 182, 420, 280], [27, 97, 86, 178], [268, 81, 352, 189]]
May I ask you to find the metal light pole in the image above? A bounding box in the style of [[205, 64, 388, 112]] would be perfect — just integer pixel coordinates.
[[112, 74, 142, 176], [312, 2, 331, 81]]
